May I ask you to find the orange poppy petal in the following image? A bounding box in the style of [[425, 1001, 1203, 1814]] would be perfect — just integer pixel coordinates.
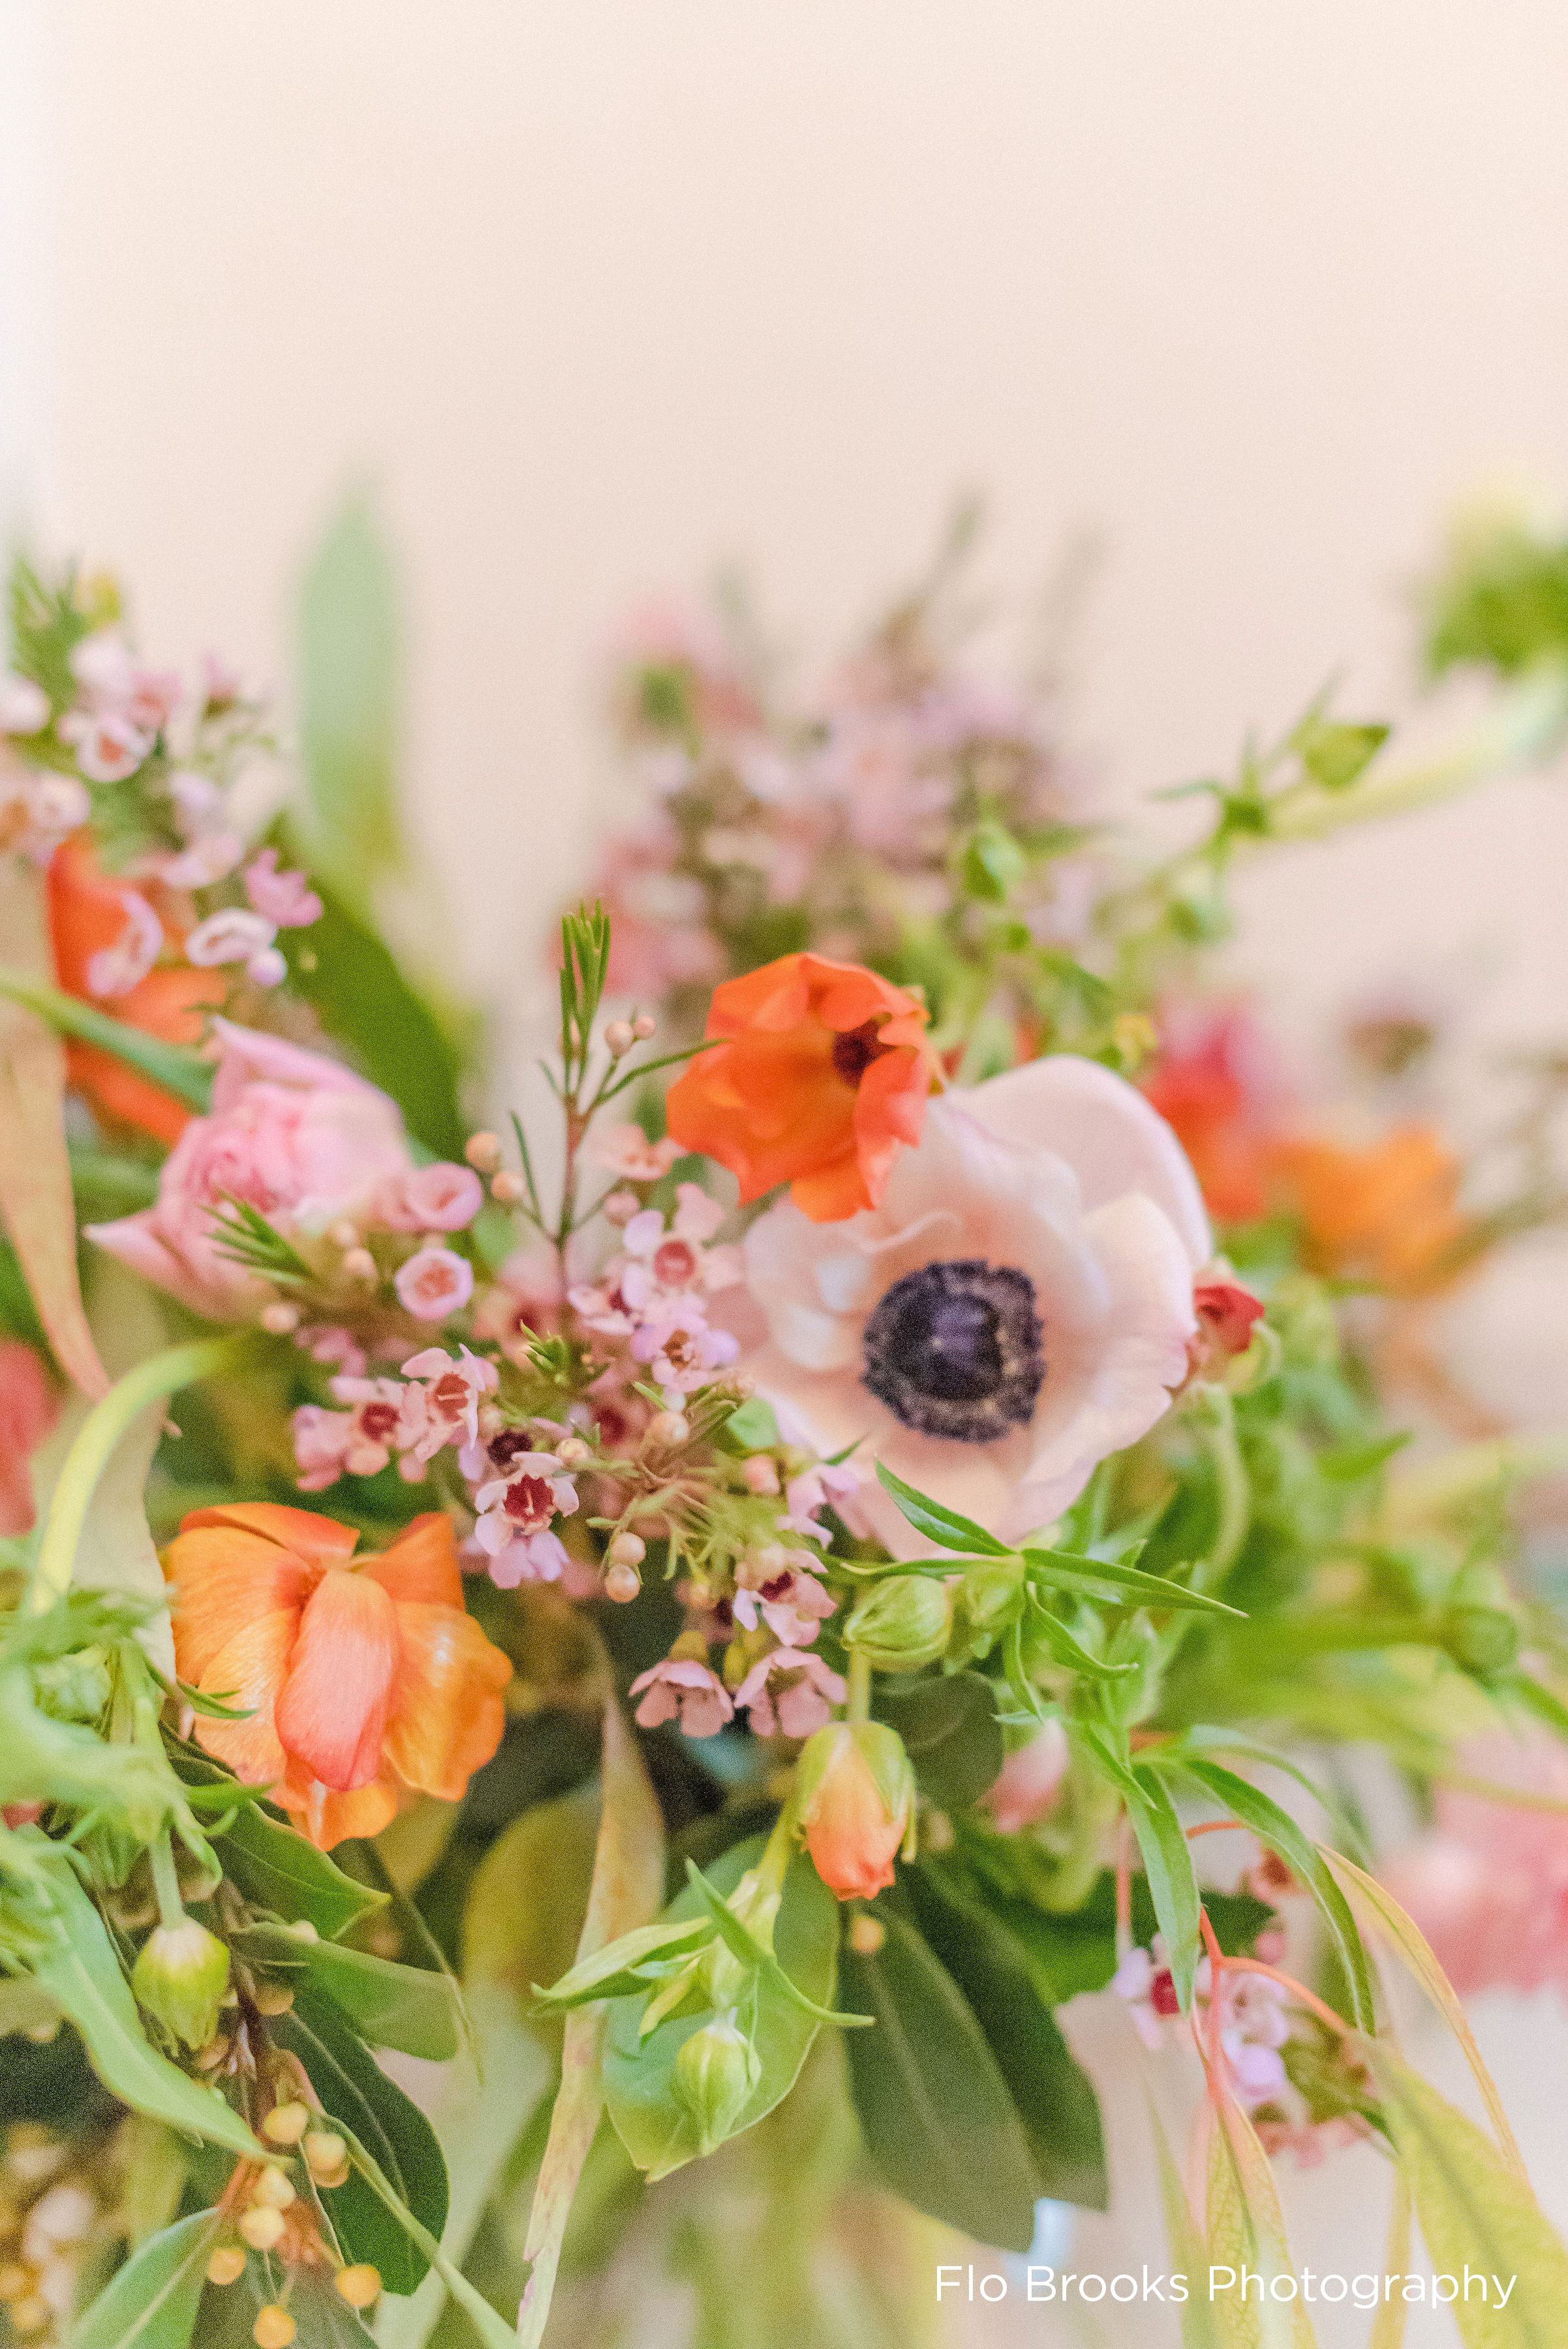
[[275, 1568, 399, 1793], [190, 1612, 296, 1786], [176, 1503, 361, 1567], [789, 1152, 874, 1222], [382, 1603, 511, 1802], [164, 1527, 311, 1687], [361, 1513, 465, 1611]]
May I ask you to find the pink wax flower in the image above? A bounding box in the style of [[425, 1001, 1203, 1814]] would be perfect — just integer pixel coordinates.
[[60, 707, 149, 783], [731, 1552, 837, 1647], [1381, 1731, 1568, 1998], [0, 675, 49, 735], [0, 1341, 58, 1535], [733, 1648, 846, 1740], [399, 1345, 499, 1462], [378, 1162, 484, 1234], [394, 1247, 475, 1322], [84, 889, 164, 1000], [630, 1657, 735, 1738], [86, 1020, 416, 1318], [471, 1447, 578, 1561], [982, 1721, 1070, 1834], [587, 1124, 684, 1183], [245, 848, 324, 929]]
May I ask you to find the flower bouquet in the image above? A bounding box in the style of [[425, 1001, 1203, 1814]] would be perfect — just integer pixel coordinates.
[[2, 510, 1568, 2349]]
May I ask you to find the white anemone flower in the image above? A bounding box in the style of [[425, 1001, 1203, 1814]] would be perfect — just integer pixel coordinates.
[[739, 1055, 1209, 1558]]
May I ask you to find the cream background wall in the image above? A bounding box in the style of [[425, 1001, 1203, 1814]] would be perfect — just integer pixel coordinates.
[[4, 7, 1568, 2331]]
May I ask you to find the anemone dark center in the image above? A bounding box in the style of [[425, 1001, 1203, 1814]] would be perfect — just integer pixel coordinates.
[[861, 1259, 1045, 1444], [831, 1019, 891, 1088]]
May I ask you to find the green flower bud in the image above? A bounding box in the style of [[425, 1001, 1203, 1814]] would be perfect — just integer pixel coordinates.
[[31, 1648, 112, 1725], [950, 1559, 1024, 1663], [131, 1918, 231, 2050], [673, 2013, 759, 2154], [846, 1575, 952, 1670]]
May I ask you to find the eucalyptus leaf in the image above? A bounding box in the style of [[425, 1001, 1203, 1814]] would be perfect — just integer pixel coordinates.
[[25, 1860, 263, 2160], [274, 1985, 448, 2295], [70, 2209, 220, 2349], [232, 1924, 463, 2061], [838, 1909, 1041, 2253]]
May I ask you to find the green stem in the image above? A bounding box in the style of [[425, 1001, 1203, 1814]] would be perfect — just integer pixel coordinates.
[[1192, 1389, 1250, 1592], [846, 1648, 872, 1723], [148, 1832, 185, 1931], [27, 1334, 260, 1616]]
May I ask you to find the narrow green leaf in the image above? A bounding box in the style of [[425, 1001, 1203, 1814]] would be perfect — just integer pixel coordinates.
[[0, 962, 213, 1113], [838, 1910, 1041, 2253], [70, 2209, 220, 2349], [1368, 2042, 1568, 2347], [873, 1462, 1012, 1555], [1207, 2095, 1317, 2347], [530, 1917, 711, 2010], [1026, 1601, 1137, 1680], [1148, 2097, 1225, 2349], [1123, 1766, 1203, 2013], [26, 1862, 263, 2160], [231, 1924, 463, 2061], [331, 2125, 517, 2349], [1175, 1760, 1375, 2032], [296, 495, 403, 917], [1024, 1546, 1246, 1618], [273, 1986, 448, 2294]]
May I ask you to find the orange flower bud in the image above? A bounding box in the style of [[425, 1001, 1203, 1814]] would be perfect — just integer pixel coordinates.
[[795, 1723, 914, 1901]]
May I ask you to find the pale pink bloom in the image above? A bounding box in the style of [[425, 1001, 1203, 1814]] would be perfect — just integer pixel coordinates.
[[59, 707, 149, 782], [379, 1161, 484, 1234], [246, 946, 288, 989], [1217, 1971, 1289, 2108], [486, 1528, 571, 1588], [733, 1648, 846, 1740], [245, 848, 323, 929], [292, 1379, 413, 1486], [566, 1274, 637, 1338], [731, 1552, 837, 1646], [475, 1244, 566, 1360], [291, 1405, 368, 1491], [472, 1448, 578, 1559], [395, 1247, 474, 1322], [121, 668, 182, 736], [295, 1324, 367, 1378], [200, 652, 244, 710], [739, 1056, 1208, 1558], [87, 1020, 415, 1317], [84, 890, 163, 1000], [701, 1244, 744, 1293], [22, 772, 90, 847], [1381, 1730, 1568, 1998], [166, 769, 221, 825], [149, 831, 246, 891], [673, 1182, 725, 1242], [0, 675, 48, 734], [399, 1344, 499, 1462], [630, 1657, 735, 1738], [629, 1300, 740, 1394], [185, 907, 277, 969], [1112, 1939, 1210, 2051], [783, 1459, 872, 1544], [1254, 2115, 1371, 2167], [983, 1721, 1070, 1833], [587, 1123, 683, 1182], [69, 632, 138, 703]]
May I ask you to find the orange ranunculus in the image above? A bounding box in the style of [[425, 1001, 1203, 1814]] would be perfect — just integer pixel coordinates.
[[47, 833, 225, 1144], [164, 1504, 512, 1849], [1271, 1126, 1472, 1297], [1140, 1013, 1276, 1225], [665, 952, 934, 1222]]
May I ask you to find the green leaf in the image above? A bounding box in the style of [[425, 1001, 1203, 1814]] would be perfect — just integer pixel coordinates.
[[71, 2209, 221, 2349], [0, 964, 213, 1114], [1173, 1758, 1375, 2032], [1367, 2042, 1568, 2347], [1074, 1738, 1203, 2012], [29, 1387, 174, 1679], [25, 1860, 263, 2160], [715, 1396, 780, 1454], [838, 1910, 1041, 2253], [531, 1917, 713, 2010], [905, 1870, 1107, 2209], [0, 861, 109, 1398], [602, 1841, 838, 2182], [1207, 2094, 1317, 2347], [1026, 1601, 1137, 1681], [1291, 712, 1390, 793], [331, 2123, 517, 2349], [168, 1749, 388, 1941], [274, 1984, 448, 2295], [940, 1856, 1272, 2003], [231, 1924, 463, 2061], [273, 843, 469, 1161], [1023, 1546, 1246, 1618], [872, 1672, 1004, 1811], [873, 1462, 1012, 1556], [296, 495, 403, 918], [1148, 2096, 1225, 2349]]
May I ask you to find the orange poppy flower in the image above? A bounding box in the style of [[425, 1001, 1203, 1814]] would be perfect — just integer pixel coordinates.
[[665, 953, 935, 1223], [1271, 1126, 1471, 1297], [48, 833, 224, 1144], [164, 1503, 512, 1849]]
